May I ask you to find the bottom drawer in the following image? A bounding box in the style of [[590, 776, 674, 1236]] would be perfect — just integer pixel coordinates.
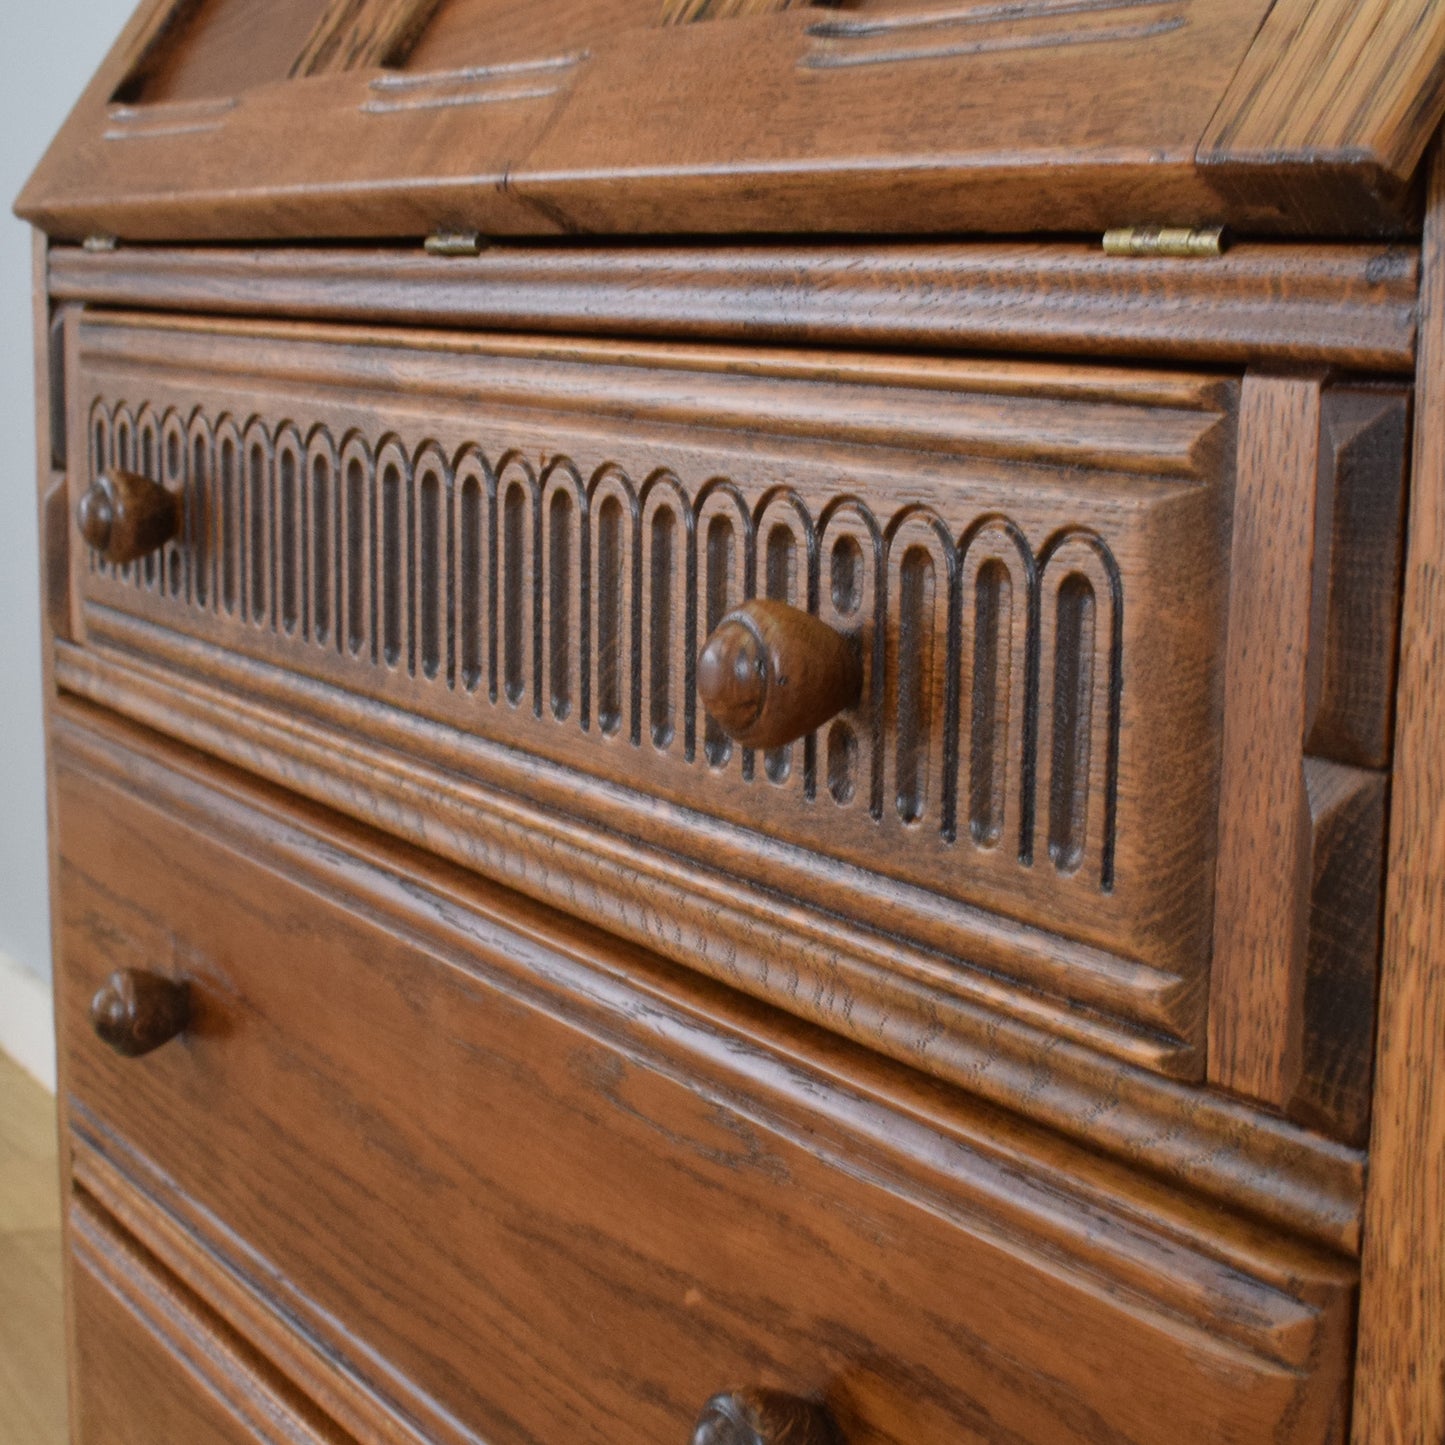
[[69, 1193, 346, 1444], [53, 702, 1355, 1445]]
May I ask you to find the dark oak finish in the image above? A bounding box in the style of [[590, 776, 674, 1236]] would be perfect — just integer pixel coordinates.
[[22, 3, 1445, 1435], [62, 310, 1236, 1079], [698, 600, 860, 750], [692, 1390, 843, 1445], [76, 469, 180, 566], [89, 969, 190, 1058], [46, 241, 1421, 374]]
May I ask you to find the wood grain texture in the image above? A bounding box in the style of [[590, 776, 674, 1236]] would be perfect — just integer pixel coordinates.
[[1292, 758, 1387, 1148], [116, 0, 328, 107], [1305, 387, 1411, 770], [1209, 375, 1396, 1136], [1354, 141, 1445, 1445], [62, 309, 1233, 1066], [1209, 373, 1324, 1108], [290, 0, 444, 76], [50, 661, 1367, 1253], [69, 1196, 352, 1444], [16, 0, 1439, 239], [50, 709, 1358, 1445], [44, 241, 1422, 373], [1201, 0, 1445, 177], [661, 0, 819, 22]]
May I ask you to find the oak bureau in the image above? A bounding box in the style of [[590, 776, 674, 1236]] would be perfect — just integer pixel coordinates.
[[17, 1, 1445, 1442]]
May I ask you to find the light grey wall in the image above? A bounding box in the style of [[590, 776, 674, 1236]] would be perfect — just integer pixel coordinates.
[[0, 0, 138, 981]]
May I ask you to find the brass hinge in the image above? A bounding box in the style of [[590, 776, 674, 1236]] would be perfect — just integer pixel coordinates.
[[1102, 226, 1226, 259], [424, 229, 484, 257]]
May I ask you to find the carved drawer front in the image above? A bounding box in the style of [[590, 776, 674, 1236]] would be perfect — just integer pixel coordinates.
[[61, 310, 1234, 1082], [53, 711, 1356, 1445]]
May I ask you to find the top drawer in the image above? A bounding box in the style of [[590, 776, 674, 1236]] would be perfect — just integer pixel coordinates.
[[63, 310, 1230, 1073]]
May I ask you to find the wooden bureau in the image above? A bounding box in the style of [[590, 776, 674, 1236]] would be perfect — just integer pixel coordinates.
[[17, 1, 1445, 1441]]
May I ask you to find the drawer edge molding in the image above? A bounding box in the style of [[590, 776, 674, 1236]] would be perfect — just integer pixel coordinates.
[[47, 242, 1420, 373], [69, 1192, 354, 1444], [51, 670, 1365, 1254], [73, 602, 1197, 1058]]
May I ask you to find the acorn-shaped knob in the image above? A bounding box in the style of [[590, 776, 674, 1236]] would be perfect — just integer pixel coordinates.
[[697, 600, 861, 750], [691, 1389, 844, 1445], [77, 470, 180, 565], [90, 970, 190, 1058]]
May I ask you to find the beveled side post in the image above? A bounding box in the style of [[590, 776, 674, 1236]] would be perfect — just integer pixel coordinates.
[[1353, 139, 1445, 1443]]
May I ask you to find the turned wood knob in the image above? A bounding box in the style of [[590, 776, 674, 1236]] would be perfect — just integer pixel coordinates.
[[697, 599, 861, 749], [692, 1389, 843, 1445], [76, 470, 181, 565], [90, 970, 190, 1058]]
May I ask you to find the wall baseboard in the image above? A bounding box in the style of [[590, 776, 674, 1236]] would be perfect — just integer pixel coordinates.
[[0, 950, 55, 1092]]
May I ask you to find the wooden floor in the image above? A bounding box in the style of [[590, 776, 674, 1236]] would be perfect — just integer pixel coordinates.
[[0, 1050, 67, 1445]]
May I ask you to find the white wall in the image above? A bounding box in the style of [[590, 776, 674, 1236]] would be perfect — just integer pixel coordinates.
[[0, 0, 138, 1084]]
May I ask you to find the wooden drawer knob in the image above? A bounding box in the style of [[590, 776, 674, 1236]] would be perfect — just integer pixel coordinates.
[[697, 599, 861, 749], [76, 470, 181, 565], [90, 970, 190, 1058], [692, 1389, 843, 1445]]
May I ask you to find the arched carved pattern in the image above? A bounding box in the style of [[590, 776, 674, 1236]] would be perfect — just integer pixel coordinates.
[[241, 419, 273, 629], [374, 437, 412, 672], [1037, 529, 1124, 890], [273, 424, 304, 637], [589, 466, 638, 742], [885, 507, 956, 834], [696, 479, 754, 774], [755, 489, 817, 792], [83, 400, 1126, 891], [958, 515, 1037, 862], [543, 461, 588, 727], [307, 427, 341, 650], [451, 446, 490, 696], [640, 471, 692, 756], [495, 453, 538, 710], [135, 407, 162, 593], [819, 497, 884, 818], [412, 442, 451, 684]]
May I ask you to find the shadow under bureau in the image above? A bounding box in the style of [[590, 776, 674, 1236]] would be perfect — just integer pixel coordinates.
[[18, 1, 1445, 1441]]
